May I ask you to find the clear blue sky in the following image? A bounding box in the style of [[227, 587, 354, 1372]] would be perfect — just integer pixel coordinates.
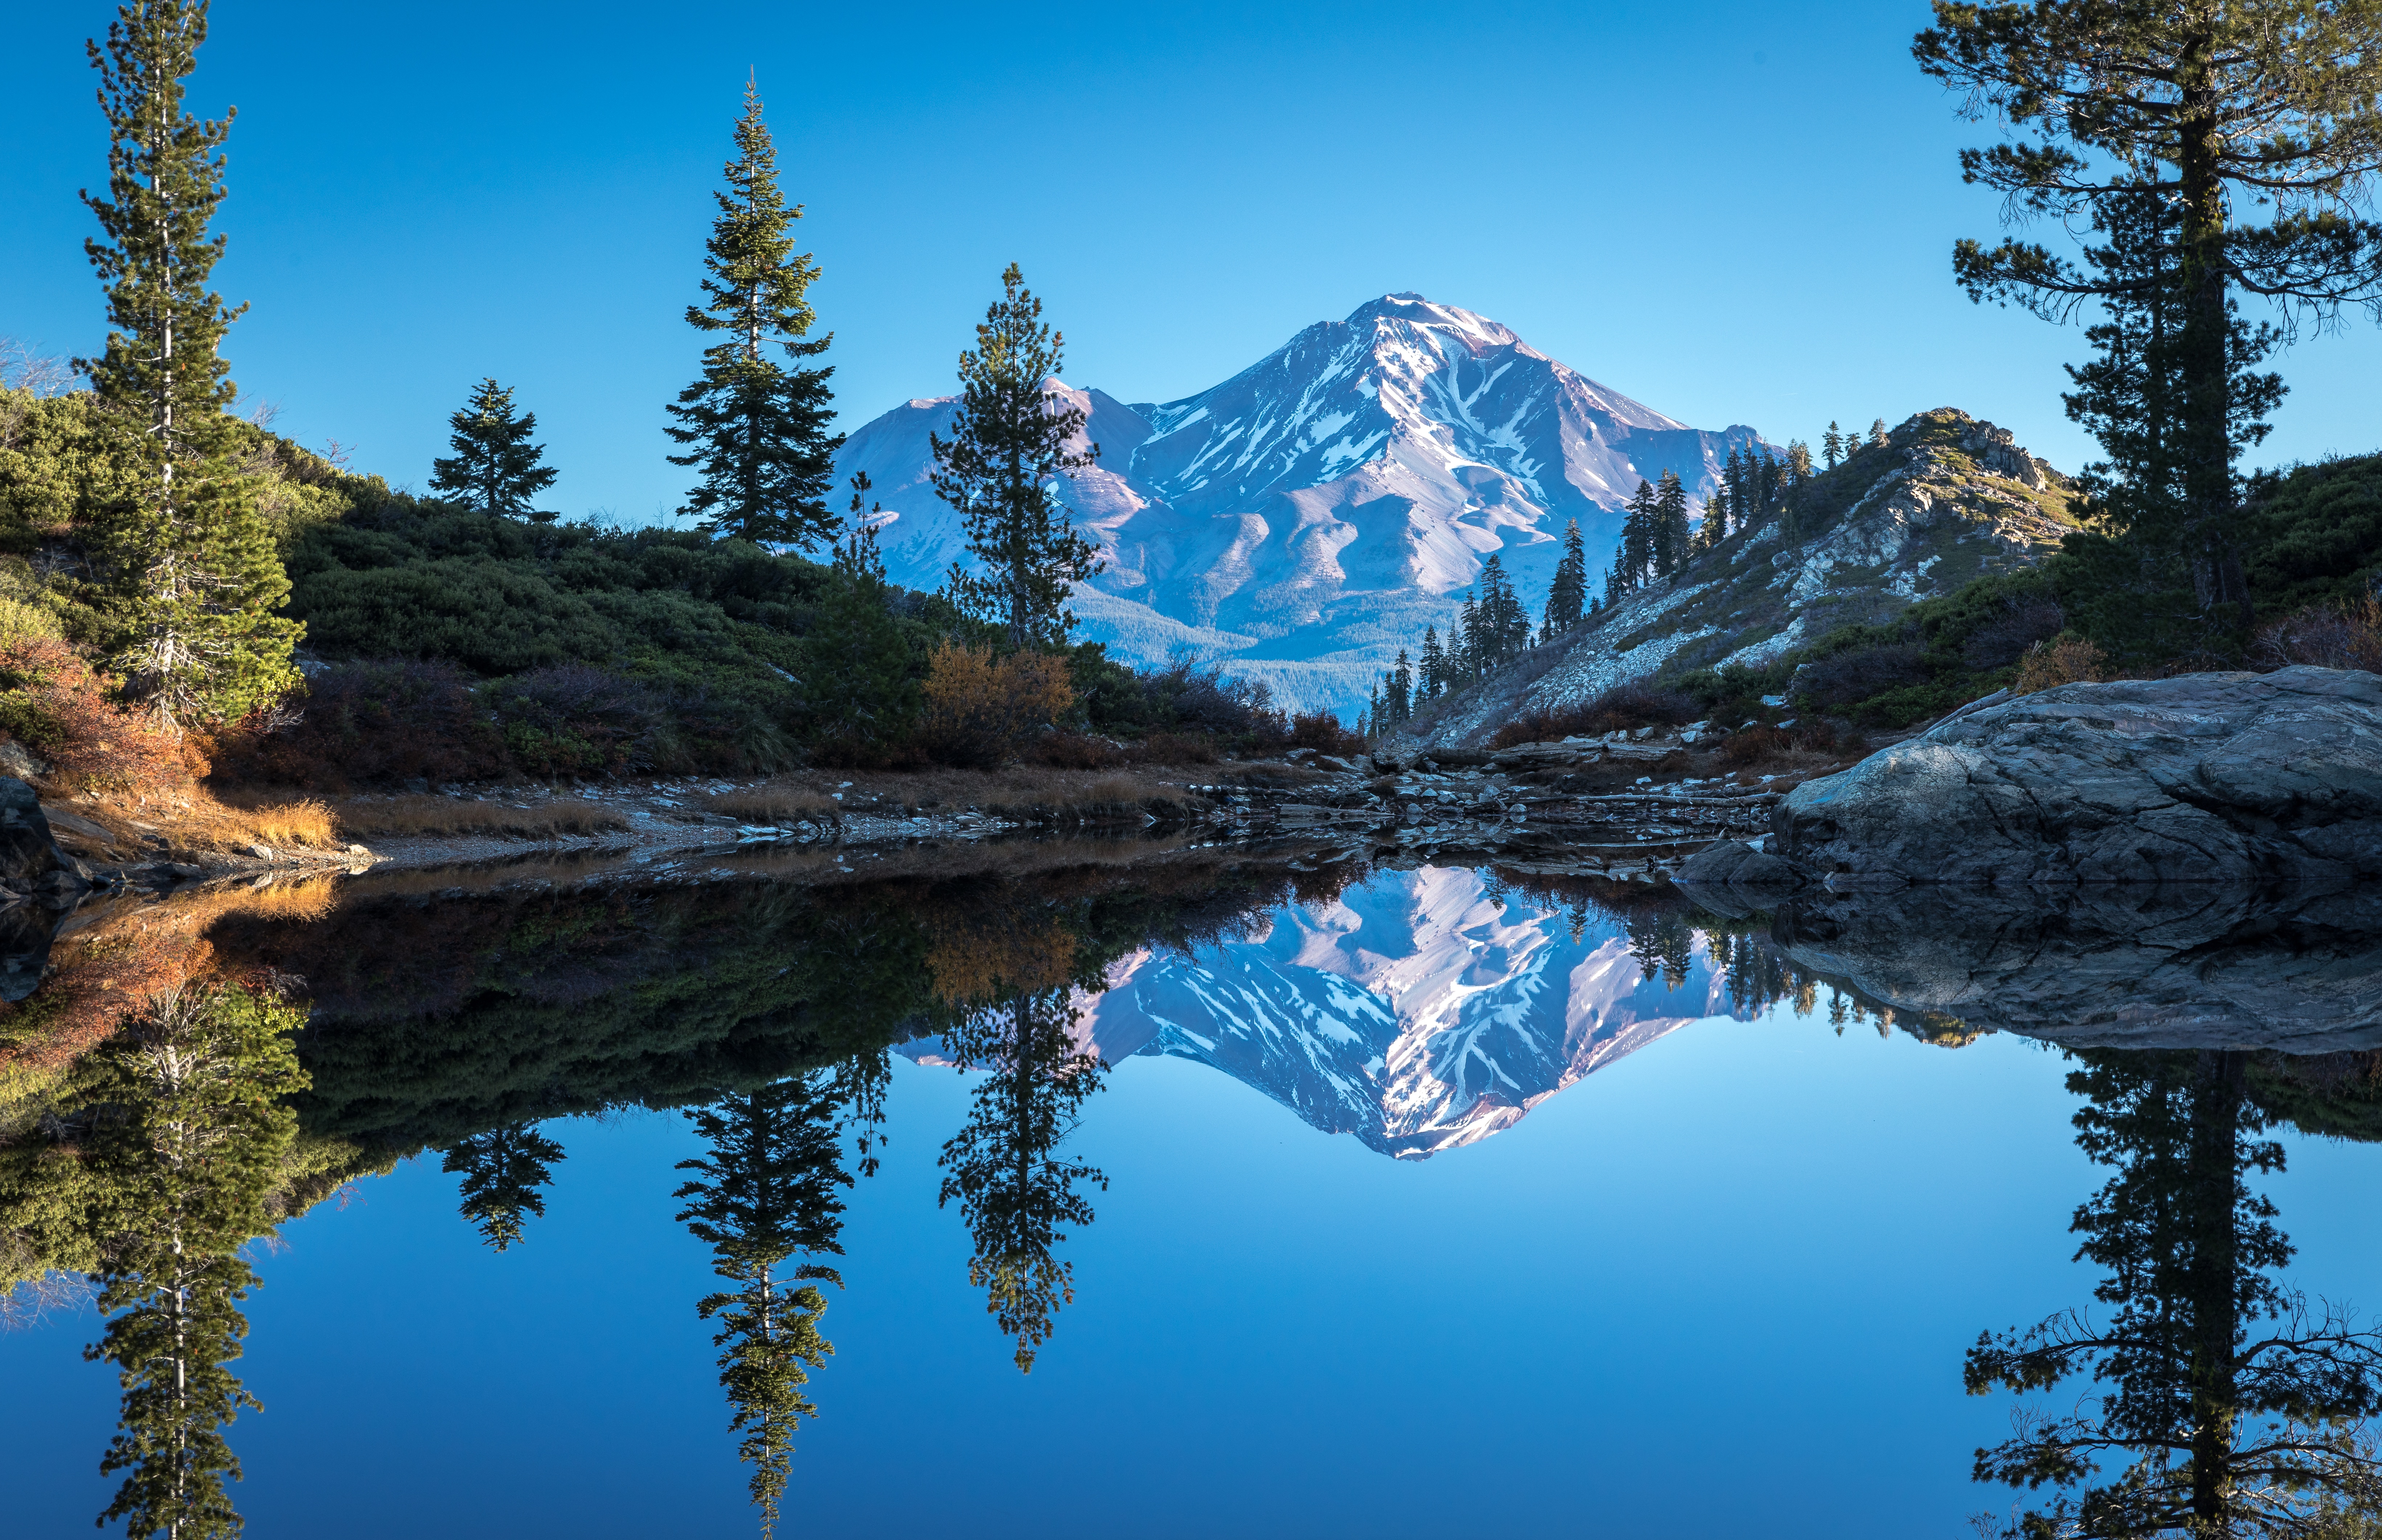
[[7, 0, 2379, 523]]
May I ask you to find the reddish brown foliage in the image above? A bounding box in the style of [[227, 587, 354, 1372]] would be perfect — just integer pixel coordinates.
[[0, 635, 191, 798]]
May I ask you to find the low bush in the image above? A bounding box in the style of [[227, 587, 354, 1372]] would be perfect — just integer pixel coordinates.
[[1795, 642, 1932, 710], [1128, 730, 1217, 765], [1489, 682, 1702, 748], [1959, 595, 2067, 669], [2012, 637, 2111, 695], [1028, 732, 1127, 770], [1720, 720, 1841, 767], [0, 630, 189, 799], [2249, 597, 2382, 673], [916, 644, 1075, 769], [1287, 710, 1364, 755], [211, 659, 505, 790]]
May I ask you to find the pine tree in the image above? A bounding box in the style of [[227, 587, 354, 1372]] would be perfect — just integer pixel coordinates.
[[2055, 189, 2284, 655], [1822, 422, 1843, 469], [1651, 470, 1691, 577], [82, 983, 307, 1540], [675, 1074, 852, 1538], [1385, 649, 1412, 723], [803, 472, 917, 754], [429, 378, 559, 521], [1543, 517, 1588, 634], [938, 987, 1107, 1373], [78, 0, 300, 728], [665, 81, 843, 547], [1618, 478, 1658, 590], [442, 1122, 566, 1251], [1966, 1050, 2382, 1535], [1867, 418, 1888, 450], [1918, 0, 2382, 632], [1699, 485, 1729, 551], [932, 265, 1103, 652], [1787, 439, 1813, 483], [1418, 626, 1446, 699], [1454, 591, 1482, 680]]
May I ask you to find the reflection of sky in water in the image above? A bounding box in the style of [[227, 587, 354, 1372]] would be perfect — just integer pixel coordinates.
[[8, 870, 2382, 1537]]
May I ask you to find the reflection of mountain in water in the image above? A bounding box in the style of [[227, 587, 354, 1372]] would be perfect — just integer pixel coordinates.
[[1081, 868, 1739, 1158]]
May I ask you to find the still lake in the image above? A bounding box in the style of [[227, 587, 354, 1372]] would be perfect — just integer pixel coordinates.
[[5, 852, 2378, 1537]]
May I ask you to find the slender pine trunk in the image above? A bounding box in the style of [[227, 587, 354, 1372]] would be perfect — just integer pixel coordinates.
[[2174, 23, 2254, 634], [2186, 1049, 2246, 1529]]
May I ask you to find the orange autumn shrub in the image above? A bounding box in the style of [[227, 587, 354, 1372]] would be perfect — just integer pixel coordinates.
[[2010, 636, 2111, 696], [0, 628, 189, 798], [918, 642, 1075, 768]]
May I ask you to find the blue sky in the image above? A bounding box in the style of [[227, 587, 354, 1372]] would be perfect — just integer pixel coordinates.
[[7, 0, 2379, 523]]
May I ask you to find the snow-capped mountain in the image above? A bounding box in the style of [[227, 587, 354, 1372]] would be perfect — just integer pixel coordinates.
[[1077, 866, 1741, 1158], [833, 294, 1768, 715]]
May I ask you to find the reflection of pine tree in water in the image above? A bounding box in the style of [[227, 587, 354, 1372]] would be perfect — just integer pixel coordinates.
[[938, 986, 1108, 1373], [674, 1071, 863, 1539], [442, 1123, 565, 1250], [81, 983, 308, 1540], [1968, 1050, 2382, 1537]]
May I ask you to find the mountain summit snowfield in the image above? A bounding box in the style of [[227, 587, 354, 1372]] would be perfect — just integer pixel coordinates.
[[833, 294, 1768, 714]]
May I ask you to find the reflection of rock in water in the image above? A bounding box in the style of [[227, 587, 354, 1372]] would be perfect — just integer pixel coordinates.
[[0, 898, 58, 1001], [1675, 880, 2382, 1050]]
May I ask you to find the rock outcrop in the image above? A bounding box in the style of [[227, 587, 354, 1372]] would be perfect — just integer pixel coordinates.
[[0, 778, 76, 890], [1403, 407, 2078, 749], [1756, 666, 2382, 887]]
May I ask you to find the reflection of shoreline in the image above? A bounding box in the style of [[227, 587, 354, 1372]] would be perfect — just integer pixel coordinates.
[[1673, 880, 2382, 1052]]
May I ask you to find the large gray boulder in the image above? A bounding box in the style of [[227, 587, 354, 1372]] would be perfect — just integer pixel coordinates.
[[1772, 665, 2382, 887]]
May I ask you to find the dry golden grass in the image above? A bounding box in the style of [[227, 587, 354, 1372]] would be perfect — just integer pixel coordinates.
[[53, 789, 343, 856], [327, 795, 633, 841]]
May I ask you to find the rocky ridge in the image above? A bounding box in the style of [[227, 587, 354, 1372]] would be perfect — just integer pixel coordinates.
[[1403, 409, 2079, 749]]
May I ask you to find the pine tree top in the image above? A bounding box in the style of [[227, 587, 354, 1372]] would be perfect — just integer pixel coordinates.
[[688, 78, 824, 360]]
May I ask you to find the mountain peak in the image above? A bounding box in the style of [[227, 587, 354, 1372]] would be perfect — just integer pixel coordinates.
[[834, 295, 1772, 714]]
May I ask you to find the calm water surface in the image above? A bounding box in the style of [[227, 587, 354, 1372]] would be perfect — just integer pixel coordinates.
[[4, 853, 2378, 1537]]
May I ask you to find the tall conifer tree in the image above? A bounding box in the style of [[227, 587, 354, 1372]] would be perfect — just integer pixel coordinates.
[[1651, 470, 1691, 576], [675, 1074, 852, 1538], [1384, 649, 1412, 723], [1543, 517, 1588, 634], [82, 983, 307, 1540], [666, 80, 843, 547], [79, 0, 300, 728], [442, 1122, 566, 1251], [1917, 0, 2382, 630], [932, 265, 1104, 652], [1418, 625, 1446, 699], [429, 378, 558, 521]]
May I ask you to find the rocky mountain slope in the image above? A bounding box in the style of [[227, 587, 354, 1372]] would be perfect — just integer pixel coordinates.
[[1404, 409, 2080, 748], [832, 294, 1768, 713]]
